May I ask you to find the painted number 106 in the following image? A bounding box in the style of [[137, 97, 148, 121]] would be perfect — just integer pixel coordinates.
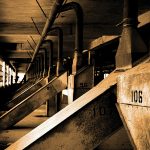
[[131, 90, 142, 103]]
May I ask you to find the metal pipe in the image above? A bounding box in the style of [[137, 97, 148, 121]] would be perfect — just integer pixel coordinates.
[[43, 48, 47, 76], [32, 62, 35, 78], [59, 2, 83, 53], [38, 54, 42, 76], [59, 2, 83, 74], [36, 57, 40, 78], [39, 55, 42, 77], [47, 27, 63, 76], [82, 49, 91, 65], [35, 59, 38, 78], [34, 61, 37, 78], [48, 27, 63, 61], [39, 48, 47, 77], [123, 0, 138, 27], [26, 0, 64, 72], [115, 0, 147, 70], [34, 58, 38, 78], [42, 40, 54, 78], [88, 50, 91, 65], [39, 55, 43, 77], [49, 40, 54, 71]]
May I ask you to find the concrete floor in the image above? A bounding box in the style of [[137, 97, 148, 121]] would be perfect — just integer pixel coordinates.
[[0, 104, 133, 150], [0, 105, 48, 149]]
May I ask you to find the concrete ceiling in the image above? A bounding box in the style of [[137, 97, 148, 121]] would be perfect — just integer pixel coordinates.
[[0, 0, 149, 72]]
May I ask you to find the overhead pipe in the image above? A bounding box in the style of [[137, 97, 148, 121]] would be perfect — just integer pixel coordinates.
[[39, 53, 44, 77], [47, 27, 63, 76], [36, 57, 40, 78], [33, 56, 41, 78], [48, 40, 54, 77], [41, 40, 54, 79], [59, 2, 83, 53], [82, 49, 91, 65], [58, 2, 83, 74], [27, 1, 83, 76], [29, 62, 35, 78], [35, 62, 37, 78], [34, 61, 38, 78], [39, 48, 47, 77], [33, 58, 38, 79], [43, 48, 47, 76], [35, 59, 39, 79], [30, 60, 36, 79], [115, 0, 147, 70], [26, 0, 65, 73], [39, 50, 47, 77], [39, 27, 63, 77], [28, 1, 83, 75]]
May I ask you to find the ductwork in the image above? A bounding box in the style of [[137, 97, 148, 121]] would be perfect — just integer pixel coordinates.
[[26, 0, 83, 76], [37, 57, 41, 78], [26, 0, 65, 72], [115, 0, 148, 70], [41, 40, 53, 79], [48, 27, 63, 61], [47, 27, 63, 76], [59, 2, 83, 74], [59, 2, 83, 53], [39, 48, 47, 77]]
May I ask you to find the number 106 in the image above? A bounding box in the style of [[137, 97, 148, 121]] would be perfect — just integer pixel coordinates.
[[131, 90, 142, 103]]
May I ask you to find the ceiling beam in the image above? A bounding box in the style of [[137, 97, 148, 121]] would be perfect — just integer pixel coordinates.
[[88, 11, 150, 50], [88, 35, 119, 50], [4, 50, 34, 59], [0, 11, 149, 44], [0, 23, 121, 37]]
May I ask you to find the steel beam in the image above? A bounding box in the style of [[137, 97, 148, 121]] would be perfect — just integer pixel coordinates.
[[6, 70, 122, 150], [12, 79, 36, 99], [0, 72, 67, 130], [4, 77, 48, 110], [6, 55, 150, 150]]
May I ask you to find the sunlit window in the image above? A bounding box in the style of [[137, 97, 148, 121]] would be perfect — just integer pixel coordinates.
[[2, 61, 5, 86], [17, 72, 25, 83], [6, 65, 9, 85], [104, 73, 109, 78], [13, 71, 16, 84], [0, 59, 3, 87], [9, 68, 12, 85]]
